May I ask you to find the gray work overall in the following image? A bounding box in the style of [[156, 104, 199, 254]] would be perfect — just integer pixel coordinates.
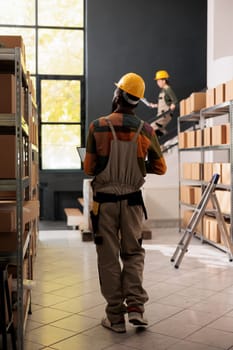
[[92, 117, 149, 324], [153, 90, 172, 134]]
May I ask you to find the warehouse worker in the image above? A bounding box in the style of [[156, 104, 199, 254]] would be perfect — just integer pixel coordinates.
[[84, 72, 167, 333], [150, 70, 178, 137]]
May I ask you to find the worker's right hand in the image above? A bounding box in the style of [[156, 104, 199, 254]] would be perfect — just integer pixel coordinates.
[[150, 103, 157, 108]]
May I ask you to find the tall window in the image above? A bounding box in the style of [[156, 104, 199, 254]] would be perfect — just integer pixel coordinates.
[[0, 0, 85, 170]]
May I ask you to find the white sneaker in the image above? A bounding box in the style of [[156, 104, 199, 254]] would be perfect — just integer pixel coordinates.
[[101, 317, 126, 333], [128, 312, 148, 326]]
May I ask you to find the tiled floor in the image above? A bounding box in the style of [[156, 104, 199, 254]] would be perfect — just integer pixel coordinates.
[[24, 224, 233, 350]]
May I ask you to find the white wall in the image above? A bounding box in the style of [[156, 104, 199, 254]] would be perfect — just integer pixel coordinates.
[[207, 0, 233, 87], [142, 145, 179, 224]]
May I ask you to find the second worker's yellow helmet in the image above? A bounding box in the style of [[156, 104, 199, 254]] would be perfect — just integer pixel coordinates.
[[154, 70, 170, 80], [115, 72, 145, 99]]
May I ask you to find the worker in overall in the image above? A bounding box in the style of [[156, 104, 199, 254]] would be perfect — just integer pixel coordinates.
[[150, 70, 178, 137], [84, 72, 167, 333]]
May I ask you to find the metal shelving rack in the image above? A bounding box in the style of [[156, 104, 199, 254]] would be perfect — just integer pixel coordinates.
[[200, 101, 232, 242], [0, 47, 31, 350], [178, 100, 233, 251]]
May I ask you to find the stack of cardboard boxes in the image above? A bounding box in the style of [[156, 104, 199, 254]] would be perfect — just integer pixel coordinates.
[[0, 35, 39, 329], [178, 82, 232, 248]]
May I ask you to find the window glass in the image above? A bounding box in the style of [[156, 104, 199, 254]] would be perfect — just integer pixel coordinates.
[[0, 27, 36, 73], [38, 0, 83, 27], [41, 125, 81, 169], [41, 80, 81, 123], [38, 29, 83, 75], [0, 0, 35, 25]]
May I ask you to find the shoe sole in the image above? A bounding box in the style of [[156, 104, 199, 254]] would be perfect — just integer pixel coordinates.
[[101, 319, 126, 333]]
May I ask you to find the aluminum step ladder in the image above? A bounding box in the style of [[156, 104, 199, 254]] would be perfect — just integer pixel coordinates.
[[171, 173, 233, 268]]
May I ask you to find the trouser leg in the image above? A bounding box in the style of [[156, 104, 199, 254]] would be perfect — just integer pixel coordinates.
[[120, 201, 149, 313], [96, 202, 126, 323]]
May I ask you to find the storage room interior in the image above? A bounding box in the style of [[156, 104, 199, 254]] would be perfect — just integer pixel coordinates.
[[1, 0, 233, 349]]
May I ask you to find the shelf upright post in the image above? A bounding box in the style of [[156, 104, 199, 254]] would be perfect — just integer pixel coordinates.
[[230, 100, 233, 243], [15, 47, 24, 350]]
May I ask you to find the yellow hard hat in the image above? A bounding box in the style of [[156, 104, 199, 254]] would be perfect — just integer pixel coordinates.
[[115, 72, 145, 99], [154, 70, 170, 80]]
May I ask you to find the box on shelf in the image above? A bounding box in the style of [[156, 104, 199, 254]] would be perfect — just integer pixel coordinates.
[[182, 163, 192, 180], [189, 92, 206, 112], [203, 127, 212, 146], [203, 162, 213, 182], [179, 99, 186, 116], [212, 124, 228, 145], [186, 130, 196, 148], [206, 88, 216, 107], [204, 216, 221, 243], [178, 131, 188, 148], [195, 129, 202, 147], [0, 35, 26, 65], [225, 79, 233, 101], [215, 190, 230, 215], [191, 162, 202, 180], [215, 83, 226, 105], [221, 163, 230, 185], [185, 97, 191, 115], [0, 74, 16, 113]]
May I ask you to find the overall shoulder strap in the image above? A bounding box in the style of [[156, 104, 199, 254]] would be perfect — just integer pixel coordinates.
[[132, 120, 144, 142], [105, 117, 117, 140]]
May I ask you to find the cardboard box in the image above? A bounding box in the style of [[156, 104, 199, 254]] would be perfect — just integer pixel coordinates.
[[0, 200, 40, 233], [212, 124, 228, 145], [180, 186, 195, 204], [212, 163, 222, 183], [189, 92, 206, 112], [206, 88, 216, 107], [215, 190, 230, 214], [203, 127, 212, 146], [179, 99, 186, 116], [195, 129, 202, 147], [203, 163, 213, 182], [0, 135, 16, 178], [225, 79, 233, 101], [185, 97, 191, 115], [221, 163, 230, 185], [0, 74, 16, 113], [178, 132, 188, 148], [215, 83, 226, 105], [182, 163, 192, 180], [0, 35, 26, 64], [186, 130, 196, 148], [191, 163, 202, 180]]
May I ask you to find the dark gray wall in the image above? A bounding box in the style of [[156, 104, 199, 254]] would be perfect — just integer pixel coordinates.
[[86, 0, 207, 134], [40, 0, 207, 221]]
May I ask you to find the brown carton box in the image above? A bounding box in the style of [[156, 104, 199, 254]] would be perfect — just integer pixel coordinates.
[[186, 130, 196, 148], [206, 88, 216, 107], [0, 135, 16, 178], [178, 132, 188, 148], [191, 162, 202, 180], [221, 163, 230, 185], [179, 99, 186, 116], [182, 163, 192, 180], [195, 129, 202, 147], [0, 74, 16, 113], [225, 79, 233, 101], [203, 163, 213, 182], [215, 190, 230, 214], [215, 83, 226, 105], [212, 124, 228, 145], [189, 92, 206, 112], [203, 127, 212, 146], [185, 97, 191, 115], [0, 35, 26, 64]]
